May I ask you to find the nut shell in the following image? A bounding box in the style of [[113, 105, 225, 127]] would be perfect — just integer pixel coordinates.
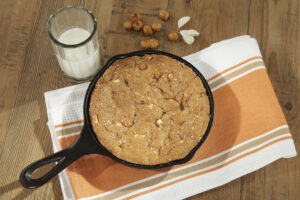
[[141, 39, 151, 49], [143, 25, 153, 35], [123, 21, 132, 31], [159, 10, 169, 21], [130, 12, 141, 22], [168, 32, 179, 41], [141, 38, 159, 49], [151, 22, 162, 32], [132, 20, 143, 31], [149, 38, 159, 48]]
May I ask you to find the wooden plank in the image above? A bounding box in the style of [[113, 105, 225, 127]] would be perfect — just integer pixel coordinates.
[[242, 0, 300, 199], [104, 0, 168, 59], [106, 0, 251, 58], [164, 0, 251, 57], [0, 0, 41, 153], [0, 0, 113, 199]]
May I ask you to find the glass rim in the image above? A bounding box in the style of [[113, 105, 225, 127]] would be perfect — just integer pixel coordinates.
[[46, 6, 97, 48]]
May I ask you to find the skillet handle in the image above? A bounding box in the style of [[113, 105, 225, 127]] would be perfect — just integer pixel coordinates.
[[20, 125, 100, 189]]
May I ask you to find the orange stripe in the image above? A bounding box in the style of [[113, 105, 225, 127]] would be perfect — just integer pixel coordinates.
[[54, 120, 84, 128], [125, 136, 292, 200], [207, 56, 263, 82]]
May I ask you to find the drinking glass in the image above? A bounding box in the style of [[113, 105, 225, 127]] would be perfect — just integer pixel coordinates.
[[47, 6, 100, 82]]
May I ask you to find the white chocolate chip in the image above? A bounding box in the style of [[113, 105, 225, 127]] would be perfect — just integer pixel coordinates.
[[148, 104, 153, 109], [116, 122, 122, 127], [134, 134, 145, 138], [178, 16, 190, 28], [156, 119, 163, 125], [164, 138, 170, 145], [115, 136, 121, 141], [93, 115, 99, 123], [135, 92, 142, 96], [105, 120, 111, 126], [152, 150, 158, 155], [112, 79, 120, 83], [167, 73, 173, 79]]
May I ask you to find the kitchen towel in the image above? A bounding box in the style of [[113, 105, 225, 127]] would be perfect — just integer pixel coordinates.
[[45, 35, 297, 200]]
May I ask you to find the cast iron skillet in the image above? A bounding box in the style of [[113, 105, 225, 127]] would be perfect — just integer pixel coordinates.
[[20, 50, 214, 189]]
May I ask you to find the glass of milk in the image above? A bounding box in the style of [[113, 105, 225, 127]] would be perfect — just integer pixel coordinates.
[[47, 6, 100, 82]]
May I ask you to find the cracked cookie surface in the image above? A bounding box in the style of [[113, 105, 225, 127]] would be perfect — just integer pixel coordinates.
[[89, 54, 210, 165]]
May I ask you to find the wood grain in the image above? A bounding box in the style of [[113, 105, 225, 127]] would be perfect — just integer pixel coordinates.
[[0, 0, 299, 199], [241, 1, 300, 200], [164, 0, 250, 57], [0, 0, 41, 153]]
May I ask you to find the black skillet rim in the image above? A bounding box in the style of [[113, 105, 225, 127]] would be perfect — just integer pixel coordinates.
[[83, 50, 215, 169]]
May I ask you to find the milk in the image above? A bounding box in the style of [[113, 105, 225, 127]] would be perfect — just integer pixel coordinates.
[[56, 28, 100, 80]]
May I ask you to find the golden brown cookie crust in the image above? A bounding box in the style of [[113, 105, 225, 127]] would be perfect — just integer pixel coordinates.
[[89, 54, 210, 165]]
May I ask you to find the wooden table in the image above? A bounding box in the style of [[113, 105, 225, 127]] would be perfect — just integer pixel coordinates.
[[0, 0, 299, 199]]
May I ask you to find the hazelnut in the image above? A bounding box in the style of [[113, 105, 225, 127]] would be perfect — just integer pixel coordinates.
[[132, 20, 143, 31], [141, 39, 151, 49], [143, 25, 153, 35], [151, 22, 162, 32], [123, 21, 132, 31], [159, 10, 169, 21], [149, 38, 159, 49], [140, 38, 159, 49], [168, 32, 179, 41], [139, 63, 147, 70], [130, 12, 141, 22]]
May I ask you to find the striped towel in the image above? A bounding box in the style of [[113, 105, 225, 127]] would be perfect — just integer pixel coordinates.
[[45, 35, 297, 200]]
